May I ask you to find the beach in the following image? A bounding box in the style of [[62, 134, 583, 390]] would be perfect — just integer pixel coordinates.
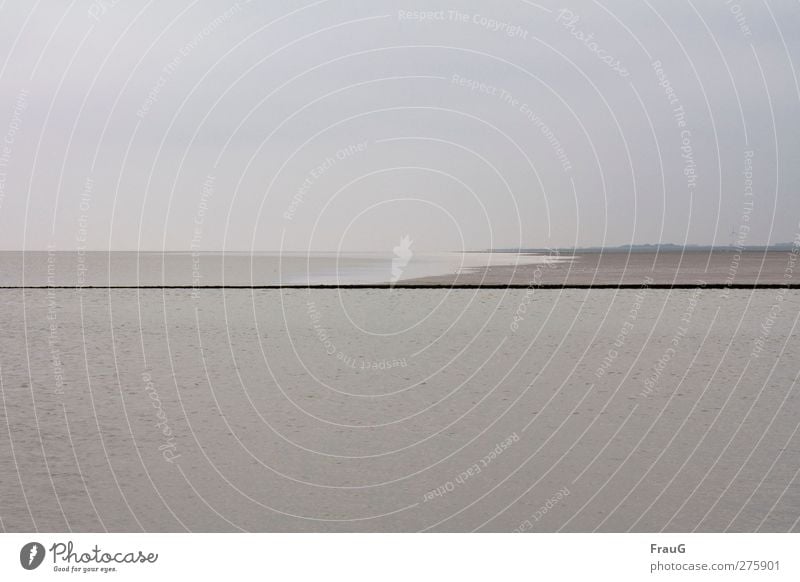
[[409, 250, 796, 286]]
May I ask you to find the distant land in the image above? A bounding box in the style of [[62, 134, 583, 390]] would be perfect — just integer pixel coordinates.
[[487, 243, 798, 253]]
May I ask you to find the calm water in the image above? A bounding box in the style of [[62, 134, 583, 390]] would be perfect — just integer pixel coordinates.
[[0, 251, 559, 286], [1, 286, 798, 532]]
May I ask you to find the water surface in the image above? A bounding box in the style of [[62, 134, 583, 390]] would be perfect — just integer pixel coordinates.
[[1, 287, 798, 532]]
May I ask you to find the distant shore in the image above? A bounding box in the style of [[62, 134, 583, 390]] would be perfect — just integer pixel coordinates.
[[1, 249, 797, 287], [407, 249, 798, 286]]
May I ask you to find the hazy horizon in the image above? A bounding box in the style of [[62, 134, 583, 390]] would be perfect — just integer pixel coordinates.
[[2, 242, 797, 253]]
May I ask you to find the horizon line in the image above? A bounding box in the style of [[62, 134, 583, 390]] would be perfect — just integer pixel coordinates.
[[0, 243, 796, 254]]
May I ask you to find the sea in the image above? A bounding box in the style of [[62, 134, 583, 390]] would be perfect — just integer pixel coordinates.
[[0, 251, 798, 532], [0, 250, 560, 287]]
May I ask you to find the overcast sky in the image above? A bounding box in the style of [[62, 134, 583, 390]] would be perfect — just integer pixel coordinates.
[[0, 0, 798, 251]]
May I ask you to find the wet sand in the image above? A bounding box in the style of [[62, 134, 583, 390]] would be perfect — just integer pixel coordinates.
[[406, 251, 796, 286]]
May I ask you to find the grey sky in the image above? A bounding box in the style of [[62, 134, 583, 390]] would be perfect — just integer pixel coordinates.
[[0, 0, 798, 251]]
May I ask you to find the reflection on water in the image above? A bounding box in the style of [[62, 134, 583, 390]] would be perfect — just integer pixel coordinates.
[[0, 251, 565, 286]]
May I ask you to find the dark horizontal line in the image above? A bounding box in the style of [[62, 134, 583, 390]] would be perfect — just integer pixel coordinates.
[[1, 284, 798, 290]]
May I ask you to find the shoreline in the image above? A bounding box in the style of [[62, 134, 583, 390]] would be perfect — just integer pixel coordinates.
[[407, 250, 796, 286], [0, 249, 795, 287]]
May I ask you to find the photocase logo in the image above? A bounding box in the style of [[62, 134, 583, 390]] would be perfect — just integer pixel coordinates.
[[390, 235, 414, 285], [20, 542, 45, 570]]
